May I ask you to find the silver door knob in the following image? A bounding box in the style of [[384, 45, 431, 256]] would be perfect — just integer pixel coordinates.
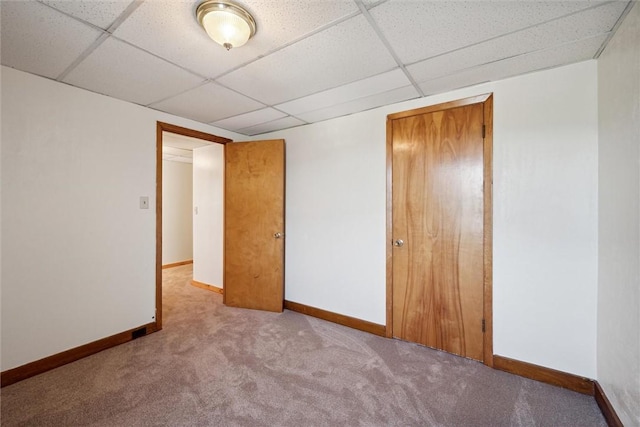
[[393, 239, 404, 247], [274, 232, 283, 239]]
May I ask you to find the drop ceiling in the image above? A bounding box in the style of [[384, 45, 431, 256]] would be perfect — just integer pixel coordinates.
[[162, 131, 213, 163], [1, 0, 633, 136]]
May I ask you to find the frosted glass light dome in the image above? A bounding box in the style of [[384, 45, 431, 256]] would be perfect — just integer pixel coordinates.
[[196, 1, 256, 50]]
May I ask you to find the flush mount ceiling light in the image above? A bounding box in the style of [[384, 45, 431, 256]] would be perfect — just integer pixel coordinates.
[[196, 0, 256, 51]]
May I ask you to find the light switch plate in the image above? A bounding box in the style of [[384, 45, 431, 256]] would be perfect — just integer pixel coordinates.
[[140, 196, 149, 209]]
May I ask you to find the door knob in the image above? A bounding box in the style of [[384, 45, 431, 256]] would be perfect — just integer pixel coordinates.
[[393, 239, 404, 247], [274, 232, 283, 239]]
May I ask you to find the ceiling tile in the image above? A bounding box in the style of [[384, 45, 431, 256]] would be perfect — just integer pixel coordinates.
[[63, 37, 204, 106], [41, 0, 132, 29], [217, 15, 398, 105], [276, 68, 411, 116], [0, 1, 103, 79], [418, 34, 608, 96], [4, 0, 630, 134], [163, 133, 213, 150], [163, 132, 211, 163], [163, 154, 193, 164], [113, 0, 358, 79], [369, 0, 610, 64], [163, 146, 193, 157], [150, 82, 265, 123], [361, 0, 388, 7], [296, 85, 420, 123], [238, 117, 306, 136], [172, 157, 194, 164], [407, 1, 627, 84], [211, 108, 287, 132]]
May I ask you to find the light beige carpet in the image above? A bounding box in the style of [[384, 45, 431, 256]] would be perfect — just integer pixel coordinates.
[[1, 264, 606, 426]]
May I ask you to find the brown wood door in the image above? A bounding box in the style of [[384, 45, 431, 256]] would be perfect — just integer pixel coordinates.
[[391, 102, 486, 361], [224, 139, 285, 312]]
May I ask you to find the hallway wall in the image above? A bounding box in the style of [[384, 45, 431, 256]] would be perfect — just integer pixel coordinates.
[[162, 160, 193, 265]]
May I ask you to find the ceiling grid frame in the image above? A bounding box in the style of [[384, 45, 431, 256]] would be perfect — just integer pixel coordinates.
[[2, 0, 633, 135], [353, 0, 425, 97]]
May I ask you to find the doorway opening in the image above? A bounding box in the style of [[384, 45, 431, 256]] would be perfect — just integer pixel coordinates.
[[155, 122, 231, 330]]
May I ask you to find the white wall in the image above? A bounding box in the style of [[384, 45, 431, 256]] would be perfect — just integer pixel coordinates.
[[597, 3, 640, 425], [0, 66, 242, 371], [162, 160, 193, 265], [493, 62, 599, 378], [268, 109, 388, 323], [259, 60, 599, 378], [1, 59, 603, 381], [0, 66, 4, 368], [192, 144, 224, 287]]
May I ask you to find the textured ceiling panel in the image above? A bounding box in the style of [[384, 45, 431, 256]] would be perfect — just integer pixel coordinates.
[[296, 85, 419, 123], [163, 132, 213, 150], [63, 37, 204, 106], [150, 82, 265, 123], [418, 34, 608, 96], [163, 146, 193, 157], [408, 1, 626, 84], [41, 0, 132, 29], [1, 0, 632, 137], [163, 132, 212, 163], [0, 1, 103, 79], [211, 108, 287, 132], [238, 117, 306, 136], [276, 68, 411, 115], [370, 0, 610, 64], [163, 154, 193, 163], [361, 0, 388, 7], [114, 0, 358, 79], [217, 15, 398, 105]]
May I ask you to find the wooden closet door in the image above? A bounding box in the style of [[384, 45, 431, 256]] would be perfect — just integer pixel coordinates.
[[391, 103, 485, 361]]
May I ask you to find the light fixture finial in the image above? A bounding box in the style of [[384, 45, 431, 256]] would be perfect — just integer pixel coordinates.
[[196, 0, 257, 51]]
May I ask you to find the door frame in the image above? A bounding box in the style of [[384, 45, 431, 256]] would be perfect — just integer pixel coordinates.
[[155, 122, 232, 330], [385, 93, 494, 367]]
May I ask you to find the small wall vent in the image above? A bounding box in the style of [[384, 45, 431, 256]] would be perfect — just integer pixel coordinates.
[[132, 327, 147, 340]]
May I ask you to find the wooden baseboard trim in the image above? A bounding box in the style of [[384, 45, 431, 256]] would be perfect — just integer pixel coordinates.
[[162, 260, 193, 269], [493, 355, 594, 395], [491, 356, 625, 424], [191, 280, 223, 295], [284, 300, 386, 337], [1, 322, 158, 387], [594, 381, 623, 427]]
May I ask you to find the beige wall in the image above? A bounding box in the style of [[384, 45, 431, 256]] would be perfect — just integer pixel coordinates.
[[0, 66, 242, 371], [597, 3, 640, 425], [260, 60, 600, 378], [162, 160, 193, 265], [192, 144, 224, 287]]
